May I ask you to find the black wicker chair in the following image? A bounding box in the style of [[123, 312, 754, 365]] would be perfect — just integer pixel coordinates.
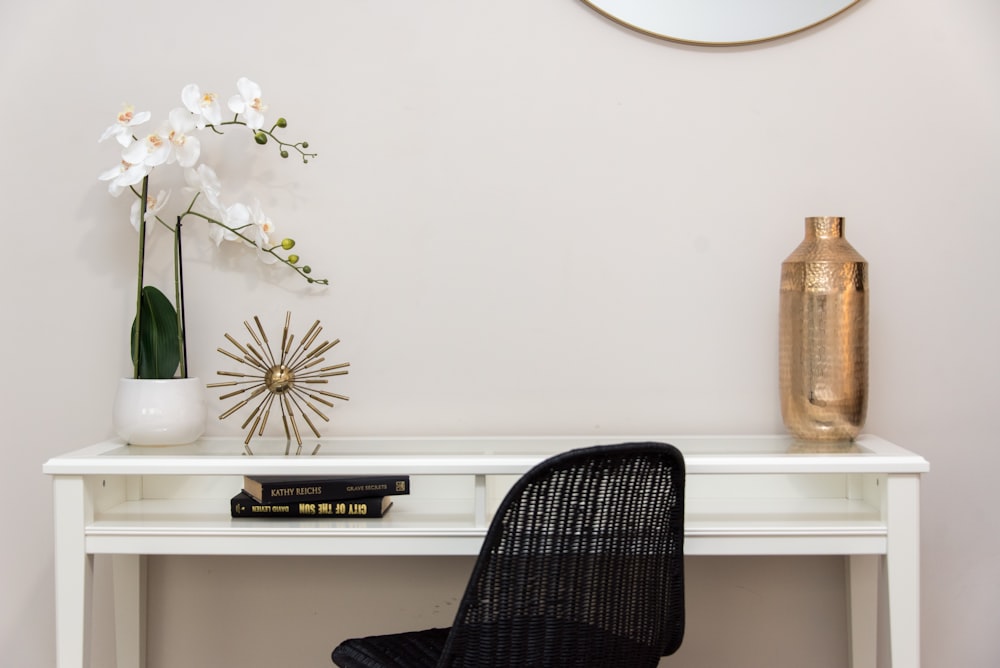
[[331, 441, 686, 668]]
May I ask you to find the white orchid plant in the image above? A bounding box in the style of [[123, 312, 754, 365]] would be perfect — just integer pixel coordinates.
[[99, 77, 325, 380]]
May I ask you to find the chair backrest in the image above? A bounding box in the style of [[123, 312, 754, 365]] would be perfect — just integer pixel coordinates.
[[438, 442, 685, 668]]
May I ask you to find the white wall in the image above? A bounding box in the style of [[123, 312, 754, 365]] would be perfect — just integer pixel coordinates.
[[2, 0, 998, 666]]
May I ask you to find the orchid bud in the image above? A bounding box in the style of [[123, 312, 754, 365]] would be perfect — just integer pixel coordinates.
[[280, 150, 289, 158], [288, 254, 299, 264], [281, 238, 296, 250], [254, 132, 267, 145], [303, 266, 312, 274], [301, 141, 309, 149], [276, 117, 287, 128]]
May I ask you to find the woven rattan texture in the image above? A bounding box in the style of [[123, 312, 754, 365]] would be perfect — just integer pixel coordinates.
[[332, 442, 685, 668]]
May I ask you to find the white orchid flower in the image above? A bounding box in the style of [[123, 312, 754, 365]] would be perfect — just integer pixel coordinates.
[[162, 108, 201, 168], [99, 159, 148, 196], [181, 84, 223, 129], [129, 189, 170, 231], [248, 200, 278, 263], [122, 132, 171, 170], [210, 202, 248, 246], [227, 77, 266, 131], [99, 104, 151, 147], [184, 164, 224, 216], [248, 200, 275, 244]]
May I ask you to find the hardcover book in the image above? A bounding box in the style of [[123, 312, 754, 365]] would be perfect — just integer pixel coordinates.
[[242, 474, 410, 504], [230, 491, 394, 518]]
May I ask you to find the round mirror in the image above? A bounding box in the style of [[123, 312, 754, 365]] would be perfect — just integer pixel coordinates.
[[580, 0, 861, 46]]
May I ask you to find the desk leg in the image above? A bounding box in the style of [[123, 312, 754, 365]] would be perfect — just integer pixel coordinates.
[[53, 476, 92, 668], [884, 474, 921, 668], [847, 554, 878, 668], [113, 554, 146, 668]]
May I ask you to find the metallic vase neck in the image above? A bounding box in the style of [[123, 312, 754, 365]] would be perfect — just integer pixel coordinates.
[[805, 216, 845, 240]]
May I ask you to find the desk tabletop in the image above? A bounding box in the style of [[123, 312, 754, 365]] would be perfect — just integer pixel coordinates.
[[43, 434, 929, 476]]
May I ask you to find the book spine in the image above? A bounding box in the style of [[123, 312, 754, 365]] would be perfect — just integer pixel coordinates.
[[255, 477, 409, 503], [231, 493, 390, 518]]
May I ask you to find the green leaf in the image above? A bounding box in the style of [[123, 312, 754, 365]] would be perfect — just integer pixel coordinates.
[[131, 285, 180, 379]]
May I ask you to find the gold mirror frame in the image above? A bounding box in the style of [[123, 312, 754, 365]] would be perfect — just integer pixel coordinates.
[[580, 0, 862, 46]]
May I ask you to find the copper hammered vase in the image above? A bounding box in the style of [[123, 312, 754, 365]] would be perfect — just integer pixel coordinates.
[[779, 216, 868, 441]]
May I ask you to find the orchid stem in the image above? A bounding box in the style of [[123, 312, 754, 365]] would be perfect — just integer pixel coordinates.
[[175, 216, 188, 378], [132, 175, 149, 379]]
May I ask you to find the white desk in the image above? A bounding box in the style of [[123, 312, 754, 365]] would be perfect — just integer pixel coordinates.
[[44, 434, 928, 668]]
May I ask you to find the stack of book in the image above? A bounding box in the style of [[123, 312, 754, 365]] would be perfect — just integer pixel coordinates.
[[230, 473, 410, 519]]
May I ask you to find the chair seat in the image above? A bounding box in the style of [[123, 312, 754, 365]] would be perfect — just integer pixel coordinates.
[[332, 627, 450, 668], [334, 617, 667, 667]]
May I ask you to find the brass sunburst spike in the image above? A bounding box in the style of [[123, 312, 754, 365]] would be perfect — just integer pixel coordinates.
[[211, 312, 350, 455], [285, 322, 322, 370]]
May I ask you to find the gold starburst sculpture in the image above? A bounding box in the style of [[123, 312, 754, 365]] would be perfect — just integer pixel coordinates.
[[208, 312, 349, 455]]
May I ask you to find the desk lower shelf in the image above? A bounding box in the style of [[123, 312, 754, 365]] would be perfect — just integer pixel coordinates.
[[85, 496, 886, 557]]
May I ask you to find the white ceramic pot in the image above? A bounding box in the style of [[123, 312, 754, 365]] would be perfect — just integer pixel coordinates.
[[112, 377, 207, 446]]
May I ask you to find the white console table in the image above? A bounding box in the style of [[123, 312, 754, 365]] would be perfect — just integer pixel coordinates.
[[44, 434, 928, 668]]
